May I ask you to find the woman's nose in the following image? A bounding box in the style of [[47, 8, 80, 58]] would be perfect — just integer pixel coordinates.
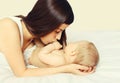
[[56, 32, 62, 40]]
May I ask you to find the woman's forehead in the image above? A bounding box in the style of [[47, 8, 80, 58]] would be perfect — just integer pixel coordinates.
[[57, 24, 69, 30]]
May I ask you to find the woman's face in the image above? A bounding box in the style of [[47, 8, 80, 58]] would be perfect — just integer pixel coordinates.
[[40, 24, 68, 45]]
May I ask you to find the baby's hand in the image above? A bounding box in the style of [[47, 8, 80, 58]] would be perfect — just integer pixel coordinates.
[[52, 41, 62, 49]]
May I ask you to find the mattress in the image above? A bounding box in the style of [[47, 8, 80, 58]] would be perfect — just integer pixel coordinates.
[[0, 31, 120, 83]]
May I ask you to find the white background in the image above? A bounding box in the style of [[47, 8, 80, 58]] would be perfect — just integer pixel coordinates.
[[0, 0, 120, 31]]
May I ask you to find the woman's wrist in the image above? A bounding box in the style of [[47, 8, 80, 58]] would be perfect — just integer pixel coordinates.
[[56, 64, 72, 73]]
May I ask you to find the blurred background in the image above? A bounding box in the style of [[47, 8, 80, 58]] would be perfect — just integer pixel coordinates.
[[0, 0, 120, 31]]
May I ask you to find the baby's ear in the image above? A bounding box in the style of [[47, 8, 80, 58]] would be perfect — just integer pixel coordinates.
[[70, 51, 77, 56], [71, 50, 79, 56]]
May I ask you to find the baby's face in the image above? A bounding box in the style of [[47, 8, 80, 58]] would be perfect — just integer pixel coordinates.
[[64, 41, 84, 64], [64, 41, 92, 64]]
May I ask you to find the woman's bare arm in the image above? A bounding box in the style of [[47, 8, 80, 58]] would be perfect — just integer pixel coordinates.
[[0, 18, 27, 76]]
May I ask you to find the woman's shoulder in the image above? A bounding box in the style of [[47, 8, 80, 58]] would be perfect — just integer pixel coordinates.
[[0, 17, 19, 32], [0, 17, 17, 26]]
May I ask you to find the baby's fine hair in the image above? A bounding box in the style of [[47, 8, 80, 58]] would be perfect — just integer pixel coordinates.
[[74, 40, 99, 67]]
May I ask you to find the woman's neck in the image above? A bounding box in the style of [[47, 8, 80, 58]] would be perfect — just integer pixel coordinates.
[[21, 20, 34, 51]]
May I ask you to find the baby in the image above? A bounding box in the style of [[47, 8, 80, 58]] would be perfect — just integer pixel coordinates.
[[28, 40, 99, 68]]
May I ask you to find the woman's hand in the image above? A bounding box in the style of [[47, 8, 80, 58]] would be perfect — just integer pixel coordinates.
[[64, 64, 95, 75]]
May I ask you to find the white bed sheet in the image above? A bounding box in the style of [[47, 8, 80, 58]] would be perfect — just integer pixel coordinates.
[[0, 31, 120, 83]]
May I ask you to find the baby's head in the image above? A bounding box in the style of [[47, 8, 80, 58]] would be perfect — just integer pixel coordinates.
[[64, 40, 99, 67]]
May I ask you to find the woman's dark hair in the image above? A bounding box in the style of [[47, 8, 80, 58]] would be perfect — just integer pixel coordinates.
[[18, 0, 74, 47]]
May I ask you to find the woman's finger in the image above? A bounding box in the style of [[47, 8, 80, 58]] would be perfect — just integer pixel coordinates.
[[76, 64, 89, 70], [78, 69, 95, 75]]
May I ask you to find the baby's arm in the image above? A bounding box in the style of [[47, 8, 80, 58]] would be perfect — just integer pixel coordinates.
[[29, 41, 65, 67], [28, 47, 44, 67], [28, 42, 58, 67], [40, 41, 62, 53], [38, 41, 66, 67]]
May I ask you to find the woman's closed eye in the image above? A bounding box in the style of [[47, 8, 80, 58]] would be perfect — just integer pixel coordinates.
[[55, 29, 61, 34]]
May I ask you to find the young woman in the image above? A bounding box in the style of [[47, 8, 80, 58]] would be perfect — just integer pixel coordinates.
[[0, 0, 93, 77]]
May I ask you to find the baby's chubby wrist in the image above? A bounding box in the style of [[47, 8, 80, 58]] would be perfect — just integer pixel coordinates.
[[52, 41, 62, 49]]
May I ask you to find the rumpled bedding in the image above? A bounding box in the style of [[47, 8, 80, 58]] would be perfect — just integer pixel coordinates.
[[0, 31, 120, 83]]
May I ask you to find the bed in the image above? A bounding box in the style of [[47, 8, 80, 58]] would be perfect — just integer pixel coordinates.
[[0, 30, 120, 83]]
